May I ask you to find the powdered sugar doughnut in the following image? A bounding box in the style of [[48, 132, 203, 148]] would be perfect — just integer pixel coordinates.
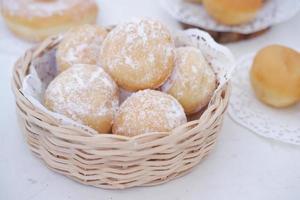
[[56, 24, 108, 73], [162, 47, 217, 114], [113, 89, 187, 137], [44, 64, 119, 133], [99, 19, 175, 91], [2, 0, 98, 42]]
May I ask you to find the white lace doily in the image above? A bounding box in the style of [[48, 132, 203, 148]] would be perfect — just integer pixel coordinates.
[[228, 53, 300, 145], [21, 29, 235, 131], [161, 0, 300, 34]]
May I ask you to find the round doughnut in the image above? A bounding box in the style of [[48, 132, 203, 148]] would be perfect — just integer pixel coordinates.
[[203, 0, 262, 25], [56, 24, 108, 73], [162, 47, 217, 114], [250, 45, 300, 108], [99, 19, 175, 91], [113, 90, 187, 137], [44, 64, 119, 133], [1, 0, 98, 42]]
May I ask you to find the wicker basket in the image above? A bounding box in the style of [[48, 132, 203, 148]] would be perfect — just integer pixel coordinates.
[[11, 32, 231, 189]]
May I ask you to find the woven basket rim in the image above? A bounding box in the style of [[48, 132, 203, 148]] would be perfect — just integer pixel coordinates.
[[10, 30, 232, 189]]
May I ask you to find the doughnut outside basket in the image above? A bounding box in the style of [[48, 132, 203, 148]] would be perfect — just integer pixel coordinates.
[[11, 28, 232, 189]]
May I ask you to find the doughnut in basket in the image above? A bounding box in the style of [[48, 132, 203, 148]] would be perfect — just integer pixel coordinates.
[[99, 19, 175, 91], [56, 24, 107, 73], [113, 89, 187, 137], [162, 46, 217, 114], [11, 19, 234, 189], [44, 64, 119, 133]]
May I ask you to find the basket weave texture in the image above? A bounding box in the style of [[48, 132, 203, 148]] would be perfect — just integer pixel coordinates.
[[12, 35, 230, 189]]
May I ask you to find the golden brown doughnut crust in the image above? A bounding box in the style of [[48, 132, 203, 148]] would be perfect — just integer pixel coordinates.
[[186, 0, 203, 3], [203, 0, 262, 25], [205, 0, 262, 11], [2, 0, 98, 41], [250, 45, 300, 108]]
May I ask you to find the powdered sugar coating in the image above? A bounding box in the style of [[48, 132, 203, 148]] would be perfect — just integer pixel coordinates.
[[56, 24, 108, 72], [99, 19, 175, 91], [2, 0, 97, 18], [113, 90, 187, 137], [162, 47, 217, 114], [44, 64, 119, 133]]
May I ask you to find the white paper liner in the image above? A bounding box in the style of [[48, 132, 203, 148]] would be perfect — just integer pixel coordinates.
[[228, 53, 300, 146], [161, 0, 300, 34], [21, 29, 235, 133]]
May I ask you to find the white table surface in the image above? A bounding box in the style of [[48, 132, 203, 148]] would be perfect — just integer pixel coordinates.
[[1, 0, 300, 199]]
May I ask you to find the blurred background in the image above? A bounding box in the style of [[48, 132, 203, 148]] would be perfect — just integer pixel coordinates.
[[0, 0, 300, 200]]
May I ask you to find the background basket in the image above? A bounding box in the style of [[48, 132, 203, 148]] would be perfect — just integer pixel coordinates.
[[11, 32, 231, 189]]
